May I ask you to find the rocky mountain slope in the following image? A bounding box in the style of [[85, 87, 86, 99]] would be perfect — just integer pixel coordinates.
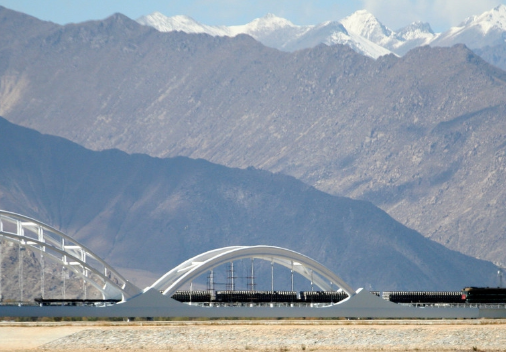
[[1, 6, 506, 269], [0, 117, 498, 293]]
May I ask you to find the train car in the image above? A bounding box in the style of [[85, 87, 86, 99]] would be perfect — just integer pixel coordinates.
[[171, 290, 212, 303], [172, 290, 351, 304], [383, 291, 464, 304], [214, 290, 298, 303], [299, 291, 348, 303], [34, 298, 121, 306]]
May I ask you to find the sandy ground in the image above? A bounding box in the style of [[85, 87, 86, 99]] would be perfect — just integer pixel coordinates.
[[1, 320, 506, 351], [0, 325, 89, 351]]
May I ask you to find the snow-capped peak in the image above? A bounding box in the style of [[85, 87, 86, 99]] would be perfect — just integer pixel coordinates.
[[228, 13, 298, 37], [137, 12, 229, 36], [247, 13, 296, 30], [462, 4, 506, 33], [431, 4, 506, 49], [341, 10, 394, 44], [397, 21, 435, 41]]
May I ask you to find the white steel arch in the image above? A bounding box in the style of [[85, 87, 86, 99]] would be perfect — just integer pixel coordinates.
[[150, 245, 355, 297], [0, 211, 141, 300]]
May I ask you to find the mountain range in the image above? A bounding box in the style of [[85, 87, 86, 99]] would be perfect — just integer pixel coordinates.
[[1, 5, 506, 270], [138, 4, 506, 65], [137, 11, 392, 59], [0, 116, 498, 293]]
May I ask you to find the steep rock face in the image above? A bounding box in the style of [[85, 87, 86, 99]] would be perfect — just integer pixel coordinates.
[[2, 8, 506, 268], [0, 117, 498, 291]]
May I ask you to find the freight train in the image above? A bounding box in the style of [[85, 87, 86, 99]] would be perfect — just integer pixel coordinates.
[[383, 291, 464, 304], [170, 287, 506, 305], [31, 287, 506, 307], [170, 290, 349, 304]]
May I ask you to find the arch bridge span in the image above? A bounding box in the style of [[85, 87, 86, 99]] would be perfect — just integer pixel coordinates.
[[0, 210, 355, 302], [2, 210, 505, 319], [150, 245, 356, 297]]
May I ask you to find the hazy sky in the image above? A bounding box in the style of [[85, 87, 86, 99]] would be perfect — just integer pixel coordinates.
[[0, 0, 504, 32]]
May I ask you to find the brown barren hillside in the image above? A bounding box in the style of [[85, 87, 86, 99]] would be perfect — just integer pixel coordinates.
[[0, 117, 499, 292]]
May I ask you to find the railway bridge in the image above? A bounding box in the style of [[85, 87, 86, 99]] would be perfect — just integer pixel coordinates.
[[0, 210, 505, 318]]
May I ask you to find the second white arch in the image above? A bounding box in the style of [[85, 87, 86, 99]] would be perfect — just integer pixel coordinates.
[[149, 246, 355, 297]]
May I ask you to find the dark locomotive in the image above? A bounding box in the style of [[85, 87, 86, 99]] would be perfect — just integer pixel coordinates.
[[462, 287, 506, 304]]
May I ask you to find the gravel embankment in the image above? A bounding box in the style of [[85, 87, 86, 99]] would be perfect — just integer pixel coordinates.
[[38, 321, 506, 351]]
